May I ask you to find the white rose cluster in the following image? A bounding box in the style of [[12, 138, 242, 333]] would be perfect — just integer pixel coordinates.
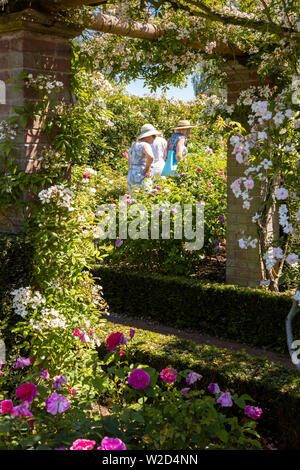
[[27, 73, 64, 94], [0, 120, 17, 142], [29, 308, 68, 330], [38, 184, 74, 211], [11, 287, 46, 318]]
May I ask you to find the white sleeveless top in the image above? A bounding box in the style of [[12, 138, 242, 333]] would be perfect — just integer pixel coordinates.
[[151, 136, 167, 165]]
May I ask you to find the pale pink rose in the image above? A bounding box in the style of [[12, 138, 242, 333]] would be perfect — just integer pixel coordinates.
[[286, 253, 298, 265], [275, 187, 289, 200]]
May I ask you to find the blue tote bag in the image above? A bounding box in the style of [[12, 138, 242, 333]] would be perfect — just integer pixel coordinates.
[[161, 135, 179, 177]]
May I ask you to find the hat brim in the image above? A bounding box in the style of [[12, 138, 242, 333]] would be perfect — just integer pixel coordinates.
[[138, 130, 161, 139], [173, 125, 196, 130]]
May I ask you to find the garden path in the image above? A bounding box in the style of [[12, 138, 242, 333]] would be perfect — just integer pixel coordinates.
[[107, 312, 295, 369]]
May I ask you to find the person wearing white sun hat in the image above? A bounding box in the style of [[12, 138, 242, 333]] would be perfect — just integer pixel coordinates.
[[127, 123, 160, 194], [161, 120, 196, 177]]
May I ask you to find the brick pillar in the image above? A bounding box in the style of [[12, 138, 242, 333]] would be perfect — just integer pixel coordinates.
[[0, 9, 81, 233], [225, 62, 264, 288]]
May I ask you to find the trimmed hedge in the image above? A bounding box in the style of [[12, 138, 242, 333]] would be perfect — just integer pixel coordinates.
[[93, 266, 299, 354], [97, 320, 300, 450], [0, 233, 34, 351]]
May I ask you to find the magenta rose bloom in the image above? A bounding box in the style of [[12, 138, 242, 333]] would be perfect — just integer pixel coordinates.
[[160, 368, 177, 384], [15, 383, 38, 404], [97, 437, 126, 450], [217, 392, 233, 407], [0, 399, 14, 414], [106, 332, 126, 351], [244, 405, 263, 420], [70, 439, 96, 450], [128, 369, 150, 390], [45, 392, 70, 415]]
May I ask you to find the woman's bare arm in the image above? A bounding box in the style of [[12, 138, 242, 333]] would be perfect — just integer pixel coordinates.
[[143, 143, 154, 176], [175, 137, 185, 162]]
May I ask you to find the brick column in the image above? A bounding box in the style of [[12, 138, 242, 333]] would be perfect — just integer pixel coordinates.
[[0, 9, 81, 233], [225, 62, 264, 288]]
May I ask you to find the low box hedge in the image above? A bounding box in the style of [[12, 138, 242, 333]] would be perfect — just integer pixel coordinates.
[[92, 266, 299, 354], [97, 320, 300, 450]]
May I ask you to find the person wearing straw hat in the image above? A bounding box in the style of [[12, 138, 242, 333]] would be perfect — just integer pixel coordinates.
[[127, 123, 160, 194], [161, 120, 196, 177]]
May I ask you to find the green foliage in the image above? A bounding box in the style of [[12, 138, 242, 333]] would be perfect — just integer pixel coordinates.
[[93, 266, 298, 353]]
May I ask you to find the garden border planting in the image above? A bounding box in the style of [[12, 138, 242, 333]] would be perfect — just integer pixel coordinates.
[[97, 320, 300, 450]]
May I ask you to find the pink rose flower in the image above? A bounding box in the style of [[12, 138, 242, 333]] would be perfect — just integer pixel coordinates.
[[217, 392, 233, 407], [53, 375, 67, 390], [15, 383, 38, 404], [208, 383, 220, 394], [11, 403, 34, 425], [196, 167, 203, 172], [106, 332, 126, 351], [70, 439, 96, 450], [72, 329, 81, 337], [128, 369, 150, 390], [39, 369, 50, 379], [244, 405, 263, 420], [15, 357, 32, 368], [45, 392, 70, 415], [97, 437, 126, 450], [0, 399, 14, 414], [160, 368, 177, 384], [186, 372, 203, 385]]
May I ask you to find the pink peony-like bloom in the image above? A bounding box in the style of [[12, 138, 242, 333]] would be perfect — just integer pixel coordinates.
[[15, 357, 32, 368], [70, 439, 96, 450], [208, 383, 220, 394], [160, 368, 177, 384], [97, 437, 126, 450], [0, 399, 14, 414], [45, 392, 70, 415], [186, 372, 203, 385], [217, 392, 233, 407], [122, 152, 128, 159], [39, 368, 50, 379], [53, 375, 67, 391], [10, 404, 34, 425], [106, 332, 126, 351], [128, 369, 150, 390], [244, 405, 263, 420], [15, 383, 38, 404]]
